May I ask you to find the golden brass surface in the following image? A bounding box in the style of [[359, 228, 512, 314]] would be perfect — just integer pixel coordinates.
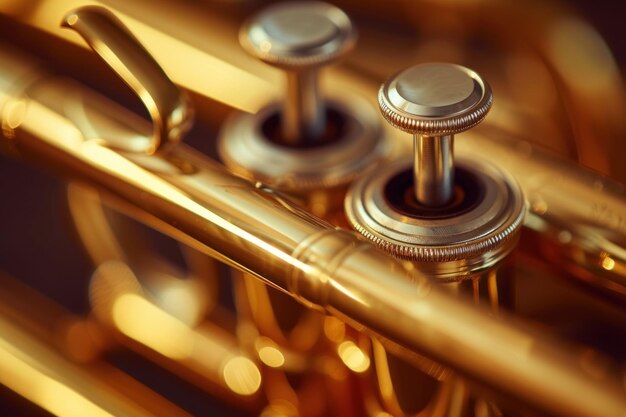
[[0, 2, 626, 417]]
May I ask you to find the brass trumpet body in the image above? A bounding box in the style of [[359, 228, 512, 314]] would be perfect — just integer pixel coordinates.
[[1, 1, 626, 417]]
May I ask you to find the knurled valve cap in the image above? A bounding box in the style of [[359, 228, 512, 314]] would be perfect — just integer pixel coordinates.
[[345, 63, 523, 278], [379, 63, 493, 207]]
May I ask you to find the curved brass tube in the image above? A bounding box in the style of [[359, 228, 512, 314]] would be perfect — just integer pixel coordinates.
[[0, 272, 193, 417], [2, 3, 626, 417], [61, 6, 194, 154], [0, 42, 625, 417]]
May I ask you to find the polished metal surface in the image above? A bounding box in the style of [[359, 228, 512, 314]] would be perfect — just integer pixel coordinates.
[[345, 158, 525, 278], [414, 133, 454, 207], [460, 126, 626, 303], [352, 63, 521, 277], [62, 6, 193, 155], [240, 1, 356, 142], [1, 8, 625, 415], [380, 64, 488, 123], [1, 1, 626, 417], [218, 99, 386, 212], [220, 2, 387, 218], [223, 7, 386, 414], [350, 64, 521, 416], [379, 63, 492, 206], [0, 273, 193, 417], [3, 95, 625, 417]]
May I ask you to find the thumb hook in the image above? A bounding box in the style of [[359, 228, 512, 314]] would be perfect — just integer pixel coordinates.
[[62, 6, 193, 154]]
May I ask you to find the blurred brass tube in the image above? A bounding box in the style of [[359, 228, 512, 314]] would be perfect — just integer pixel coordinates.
[[459, 126, 626, 303], [0, 273, 192, 417], [1, 45, 625, 417], [333, 0, 626, 179], [87, 259, 263, 406]]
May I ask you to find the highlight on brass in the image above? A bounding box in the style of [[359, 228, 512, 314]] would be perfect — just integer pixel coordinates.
[[62, 6, 194, 154], [1, 1, 626, 417]]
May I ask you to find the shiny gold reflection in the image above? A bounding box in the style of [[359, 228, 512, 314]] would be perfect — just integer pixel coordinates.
[[601, 254, 615, 271], [113, 293, 194, 360], [3, 98, 26, 135], [0, 344, 114, 417], [222, 356, 262, 396], [93, 260, 262, 397], [158, 280, 208, 325], [337, 340, 370, 373], [19, 0, 274, 113], [257, 337, 286, 369]]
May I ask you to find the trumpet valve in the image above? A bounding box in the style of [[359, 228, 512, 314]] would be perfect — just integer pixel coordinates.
[[219, 2, 387, 216], [240, 1, 356, 144], [346, 63, 525, 279]]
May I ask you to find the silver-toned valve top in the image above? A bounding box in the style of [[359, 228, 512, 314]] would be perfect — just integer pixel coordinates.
[[379, 63, 492, 135], [345, 63, 523, 277], [220, 3, 386, 214], [379, 63, 492, 207], [240, 2, 356, 69], [239, 2, 357, 143]]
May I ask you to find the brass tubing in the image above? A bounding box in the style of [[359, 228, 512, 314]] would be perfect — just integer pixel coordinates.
[[459, 126, 626, 303], [0, 273, 192, 417], [87, 260, 264, 405], [1, 54, 625, 417], [4, 1, 626, 303]]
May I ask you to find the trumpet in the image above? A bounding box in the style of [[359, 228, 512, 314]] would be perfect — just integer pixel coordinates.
[[1, 1, 626, 417]]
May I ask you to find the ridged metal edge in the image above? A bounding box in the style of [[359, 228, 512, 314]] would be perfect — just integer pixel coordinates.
[[239, 3, 357, 69], [345, 193, 525, 263], [217, 102, 389, 192], [378, 84, 493, 136]]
